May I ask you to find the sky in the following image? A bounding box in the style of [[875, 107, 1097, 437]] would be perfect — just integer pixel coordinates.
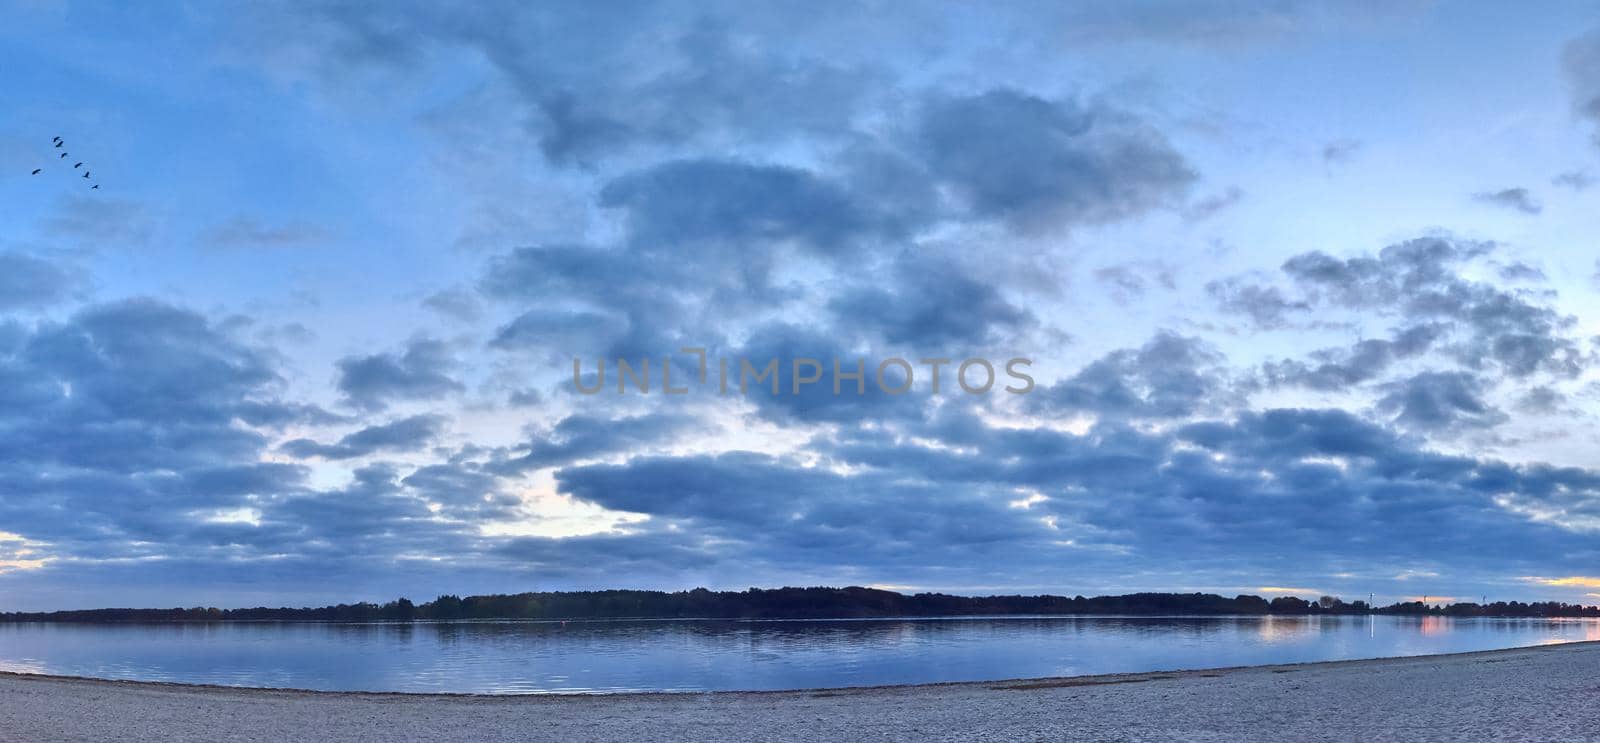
[[2, 0, 1600, 611]]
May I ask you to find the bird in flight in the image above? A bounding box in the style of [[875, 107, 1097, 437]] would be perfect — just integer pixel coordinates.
[[38, 137, 98, 190]]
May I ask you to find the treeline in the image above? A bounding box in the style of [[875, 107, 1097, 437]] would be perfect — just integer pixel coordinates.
[[2, 587, 1597, 623]]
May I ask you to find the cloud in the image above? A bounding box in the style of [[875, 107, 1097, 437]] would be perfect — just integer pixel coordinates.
[[490, 309, 629, 355], [555, 450, 1049, 566], [532, 402, 1600, 590], [733, 322, 928, 424], [1526, 576, 1600, 588], [1376, 371, 1508, 434], [336, 338, 464, 411], [282, 6, 876, 167], [1497, 262, 1546, 282], [42, 196, 155, 245], [1263, 324, 1444, 392], [828, 257, 1033, 347], [1206, 277, 1310, 329], [1552, 169, 1594, 190], [1094, 263, 1176, 303], [476, 244, 702, 360], [492, 413, 698, 475], [1321, 138, 1362, 165], [0, 299, 324, 559], [0, 252, 83, 311], [1031, 332, 1237, 420], [12, 2, 1600, 608], [1182, 186, 1245, 221], [281, 414, 446, 460], [914, 88, 1196, 232], [1471, 188, 1542, 215], [1564, 28, 1600, 146], [1277, 238, 1584, 379], [199, 216, 330, 250], [421, 288, 482, 323], [599, 158, 912, 258], [401, 462, 524, 521]]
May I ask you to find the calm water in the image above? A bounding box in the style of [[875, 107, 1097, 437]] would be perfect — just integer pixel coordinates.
[[0, 615, 1594, 693]]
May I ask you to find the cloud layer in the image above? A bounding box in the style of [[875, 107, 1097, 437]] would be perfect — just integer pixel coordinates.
[[2, 3, 1599, 611]]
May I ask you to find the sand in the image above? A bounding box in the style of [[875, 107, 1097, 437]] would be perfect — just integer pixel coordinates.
[[2, 642, 1596, 742]]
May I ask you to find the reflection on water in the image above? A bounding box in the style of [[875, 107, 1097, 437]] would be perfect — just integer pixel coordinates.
[[0, 615, 1594, 693]]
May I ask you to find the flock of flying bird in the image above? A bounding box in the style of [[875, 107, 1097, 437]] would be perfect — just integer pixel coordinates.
[[30, 136, 99, 189]]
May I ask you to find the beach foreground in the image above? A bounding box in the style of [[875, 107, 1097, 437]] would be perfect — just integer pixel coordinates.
[[2, 642, 1597, 742]]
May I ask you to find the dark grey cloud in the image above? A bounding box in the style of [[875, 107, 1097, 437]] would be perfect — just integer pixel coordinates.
[[477, 244, 702, 360], [1552, 169, 1594, 190], [1263, 324, 1444, 391], [1205, 277, 1310, 329], [281, 414, 446, 460], [289, 5, 876, 167], [336, 338, 464, 411], [1280, 239, 1491, 307], [5, 295, 1600, 604], [915, 89, 1196, 232], [421, 288, 483, 323], [1497, 262, 1546, 282], [1471, 188, 1542, 215], [492, 413, 698, 475], [402, 461, 524, 521], [538, 403, 1600, 588], [480, 244, 647, 302], [828, 257, 1033, 347], [1516, 386, 1566, 415], [556, 450, 1048, 566], [1277, 238, 1583, 379], [1031, 332, 1236, 419], [1321, 138, 1362, 165], [734, 322, 926, 424], [599, 158, 912, 258], [1376, 371, 1508, 434], [490, 309, 629, 354], [0, 252, 82, 311], [0, 299, 319, 558], [1565, 28, 1600, 146]]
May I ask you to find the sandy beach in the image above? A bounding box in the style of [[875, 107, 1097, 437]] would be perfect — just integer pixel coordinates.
[[1, 642, 1595, 742]]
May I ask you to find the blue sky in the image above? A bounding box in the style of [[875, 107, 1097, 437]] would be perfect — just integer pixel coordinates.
[[2, 0, 1600, 611]]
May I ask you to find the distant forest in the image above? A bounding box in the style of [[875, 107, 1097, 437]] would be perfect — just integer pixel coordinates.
[[3, 587, 1599, 623]]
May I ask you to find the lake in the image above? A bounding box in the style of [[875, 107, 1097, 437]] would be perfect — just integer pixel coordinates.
[[0, 615, 1595, 693]]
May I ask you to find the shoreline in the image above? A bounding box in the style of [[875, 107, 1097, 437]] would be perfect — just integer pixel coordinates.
[[5, 641, 1598, 741], [1, 638, 1595, 698]]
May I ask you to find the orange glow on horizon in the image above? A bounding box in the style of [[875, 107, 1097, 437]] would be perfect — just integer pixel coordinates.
[[1526, 576, 1600, 588], [1257, 586, 1320, 595]]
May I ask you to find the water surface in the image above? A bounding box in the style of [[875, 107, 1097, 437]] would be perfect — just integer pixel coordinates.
[[0, 615, 1593, 693]]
